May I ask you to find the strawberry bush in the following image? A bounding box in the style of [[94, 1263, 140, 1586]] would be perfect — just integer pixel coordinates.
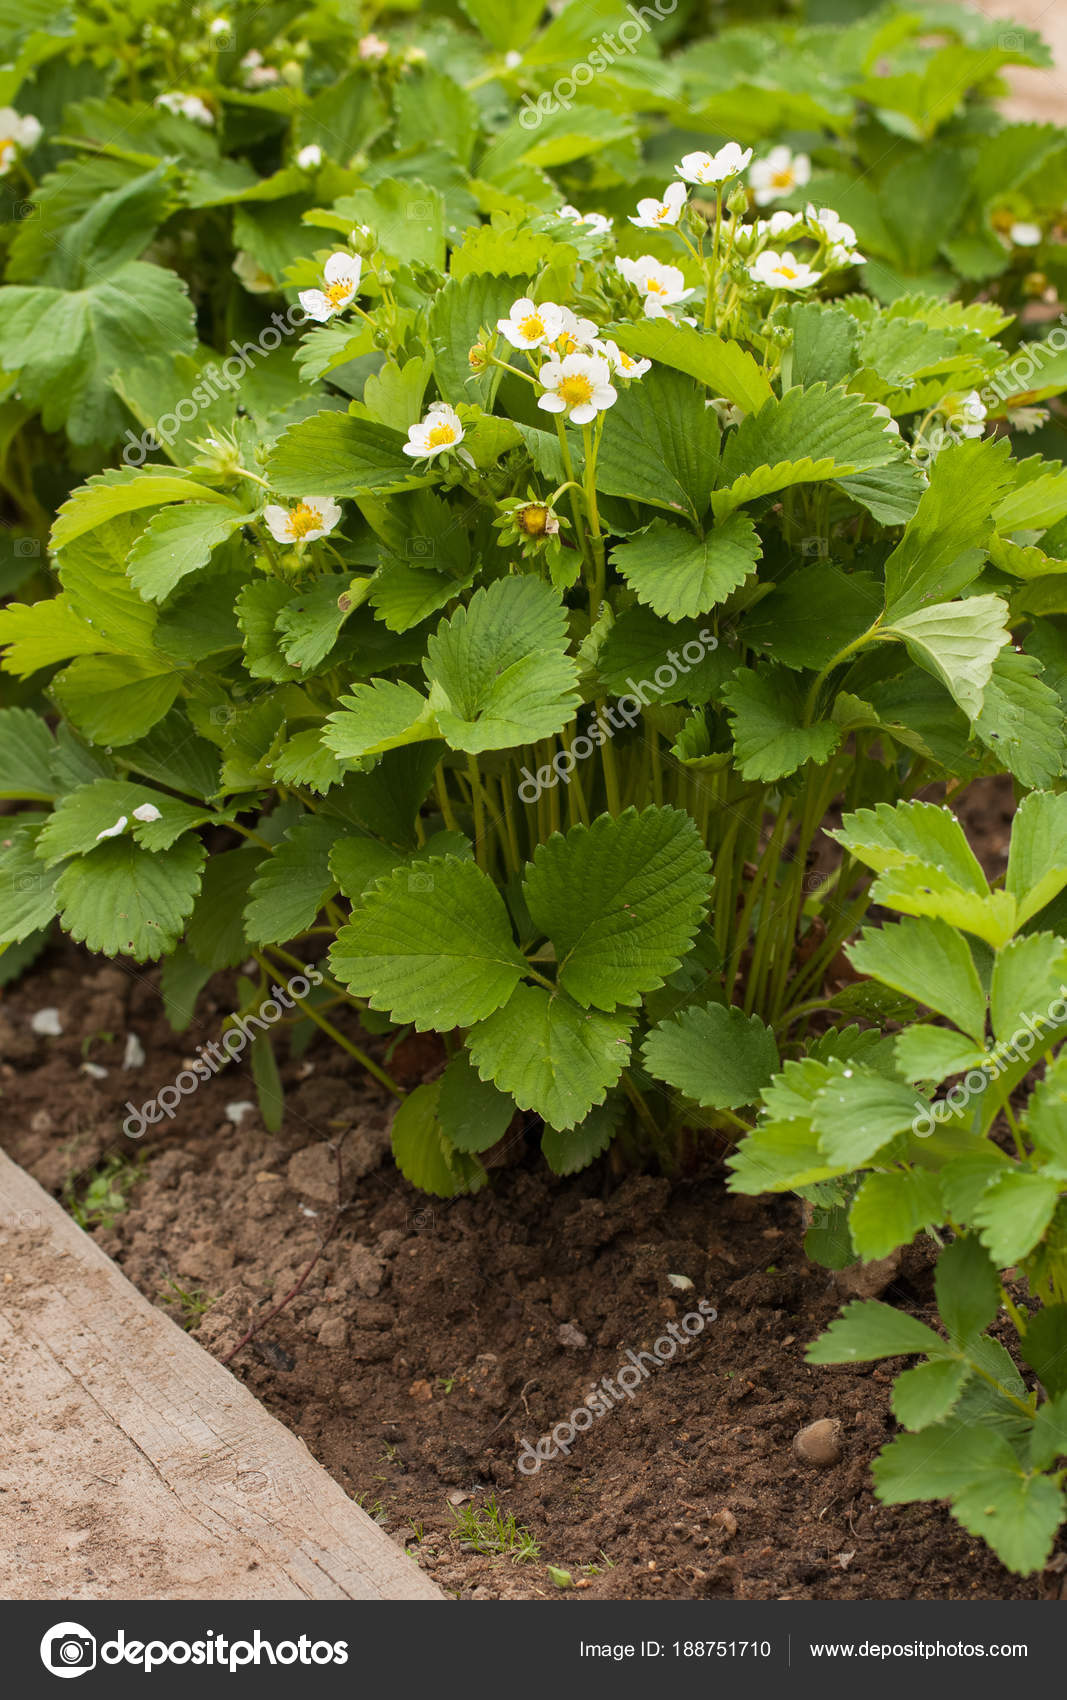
[[0, 0, 1066, 1576]]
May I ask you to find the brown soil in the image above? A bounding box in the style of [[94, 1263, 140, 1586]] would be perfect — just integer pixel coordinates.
[[0, 777, 1055, 1603]]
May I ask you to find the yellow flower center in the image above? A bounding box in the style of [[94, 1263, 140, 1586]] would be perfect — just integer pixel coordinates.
[[324, 276, 354, 306], [771, 168, 794, 188], [517, 503, 549, 537], [519, 313, 545, 341], [619, 351, 636, 371], [426, 422, 457, 448], [555, 331, 578, 354], [557, 374, 594, 408], [288, 502, 322, 538], [777, 265, 798, 280], [645, 277, 668, 296]]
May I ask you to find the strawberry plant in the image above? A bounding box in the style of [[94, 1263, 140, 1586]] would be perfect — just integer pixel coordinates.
[[721, 792, 1067, 1575]]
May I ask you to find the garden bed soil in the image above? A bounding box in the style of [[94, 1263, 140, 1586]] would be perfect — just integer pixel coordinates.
[[0, 777, 1051, 1603]]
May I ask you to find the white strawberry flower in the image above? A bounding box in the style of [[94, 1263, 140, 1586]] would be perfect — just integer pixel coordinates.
[[676, 142, 752, 186], [155, 92, 215, 127], [748, 248, 821, 291], [0, 109, 41, 174], [537, 352, 617, 425], [707, 397, 745, 429], [824, 241, 865, 270], [1010, 221, 1042, 247], [615, 255, 696, 318], [241, 49, 281, 87], [497, 296, 565, 350], [630, 181, 688, 230], [805, 205, 857, 248], [594, 338, 651, 380], [551, 305, 600, 356], [403, 402, 469, 460], [558, 204, 613, 236], [298, 252, 362, 322], [264, 496, 342, 543], [296, 143, 323, 170], [1005, 402, 1048, 432], [358, 32, 389, 59], [748, 145, 811, 206], [946, 391, 987, 440], [132, 804, 162, 823]]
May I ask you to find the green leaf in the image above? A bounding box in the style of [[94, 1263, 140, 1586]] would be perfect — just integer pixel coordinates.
[[331, 855, 526, 1030], [990, 933, 1067, 1043], [51, 654, 181, 746], [323, 678, 438, 761], [541, 1096, 621, 1175], [974, 649, 1066, 790], [54, 835, 204, 961], [940, 1150, 1013, 1223], [883, 437, 1014, 619], [428, 272, 517, 407], [727, 1118, 841, 1194], [467, 983, 634, 1131], [713, 383, 900, 517], [835, 461, 925, 526], [424, 576, 580, 753], [611, 515, 760, 621], [251, 1029, 284, 1135], [720, 667, 840, 781], [642, 1002, 779, 1109], [277, 577, 368, 673], [884, 595, 1010, 720], [872, 1424, 1017, 1501], [891, 1359, 972, 1431], [267, 410, 427, 499], [0, 818, 60, 945], [806, 1299, 948, 1364], [935, 1234, 1001, 1347], [51, 470, 233, 551], [596, 365, 720, 523], [973, 1170, 1060, 1264], [595, 606, 726, 704], [1020, 1304, 1067, 1397], [0, 262, 196, 447], [835, 799, 989, 892], [186, 849, 263, 972], [34, 778, 212, 864], [743, 565, 881, 672], [812, 1067, 925, 1167], [523, 806, 710, 1012], [1030, 1392, 1067, 1470], [608, 319, 773, 415], [952, 1467, 1064, 1577], [273, 727, 346, 794], [437, 1049, 515, 1153], [1007, 791, 1067, 929], [1025, 1053, 1067, 1173], [391, 1081, 486, 1199], [786, 302, 859, 388], [848, 1168, 944, 1260], [894, 1025, 988, 1083], [848, 917, 988, 1044], [126, 503, 253, 603], [457, 0, 543, 49], [244, 815, 343, 946], [0, 708, 54, 801]]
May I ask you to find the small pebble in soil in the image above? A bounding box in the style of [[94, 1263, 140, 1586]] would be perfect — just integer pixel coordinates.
[[123, 1031, 146, 1070], [30, 1008, 63, 1036], [708, 1508, 739, 1539], [558, 1322, 588, 1349], [792, 1418, 843, 1467], [408, 1378, 433, 1402]]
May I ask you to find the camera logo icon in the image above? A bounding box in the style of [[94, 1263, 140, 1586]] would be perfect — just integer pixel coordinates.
[[40, 1622, 97, 1678]]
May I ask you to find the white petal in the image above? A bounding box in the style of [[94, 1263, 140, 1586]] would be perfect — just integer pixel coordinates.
[[132, 803, 162, 822], [537, 394, 567, 413], [298, 289, 334, 322], [31, 1007, 63, 1036], [264, 504, 294, 541], [96, 814, 129, 841]]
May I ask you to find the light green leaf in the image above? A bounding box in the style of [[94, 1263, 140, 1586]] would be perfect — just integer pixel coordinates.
[[467, 983, 634, 1131], [884, 595, 1010, 720], [0, 708, 54, 801], [51, 654, 181, 746], [812, 1067, 925, 1167], [1007, 791, 1067, 929], [331, 855, 526, 1030], [126, 503, 253, 603], [391, 1082, 486, 1199], [847, 917, 987, 1044], [523, 806, 710, 1012], [806, 1299, 948, 1363], [51, 470, 233, 551], [873, 1424, 1017, 1501], [891, 1358, 972, 1431], [974, 649, 1066, 790], [990, 933, 1067, 1043], [848, 1167, 944, 1260], [894, 1025, 988, 1083], [973, 1169, 1060, 1264], [642, 1002, 779, 1109], [834, 799, 989, 892], [608, 318, 773, 415], [437, 1049, 515, 1154], [611, 514, 760, 621], [54, 835, 204, 961], [324, 678, 440, 761], [267, 410, 427, 500], [244, 815, 343, 946], [883, 437, 1014, 619], [935, 1234, 1001, 1347], [952, 1467, 1065, 1577], [0, 818, 60, 945]]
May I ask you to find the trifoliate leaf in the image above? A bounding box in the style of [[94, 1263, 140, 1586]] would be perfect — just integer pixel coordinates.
[[848, 1167, 944, 1260], [424, 576, 580, 753], [467, 983, 634, 1130], [331, 855, 526, 1030], [806, 1299, 948, 1364], [882, 437, 1014, 619], [642, 1002, 779, 1109], [611, 514, 760, 621], [54, 835, 205, 961], [884, 595, 1010, 720], [848, 916, 987, 1044], [720, 666, 840, 781], [244, 815, 344, 946], [523, 806, 710, 1011]]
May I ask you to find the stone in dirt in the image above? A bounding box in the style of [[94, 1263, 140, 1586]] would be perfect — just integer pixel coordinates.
[[793, 1418, 843, 1467]]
